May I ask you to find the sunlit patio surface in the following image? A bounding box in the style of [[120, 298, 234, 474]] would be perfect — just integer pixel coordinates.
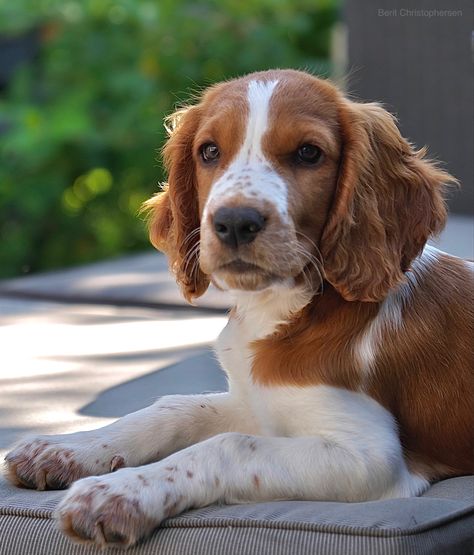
[[0, 297, 228, 460]]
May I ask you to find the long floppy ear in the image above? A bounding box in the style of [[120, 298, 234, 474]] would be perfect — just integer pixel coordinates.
[[143, 106, 209, 302], [321, 100, 457, 302]]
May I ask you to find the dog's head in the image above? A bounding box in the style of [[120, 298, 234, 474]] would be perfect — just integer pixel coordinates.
[[144, 69, 454, 302]]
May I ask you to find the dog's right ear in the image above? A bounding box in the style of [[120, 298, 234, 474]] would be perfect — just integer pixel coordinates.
[[142, 106, 210, 302]]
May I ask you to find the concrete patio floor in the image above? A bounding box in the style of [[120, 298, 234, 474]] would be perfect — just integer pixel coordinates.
[[0, 213, 472, 462], [0, 300, 228, 461]]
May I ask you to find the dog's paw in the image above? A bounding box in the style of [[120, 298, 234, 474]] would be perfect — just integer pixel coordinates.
[[55, 472, 164, 548], [4, 434, 125, 490]]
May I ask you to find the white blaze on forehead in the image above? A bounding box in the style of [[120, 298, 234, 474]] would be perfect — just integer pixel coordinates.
[[203, 79, 289, 220], [242, 80, 278, 163]]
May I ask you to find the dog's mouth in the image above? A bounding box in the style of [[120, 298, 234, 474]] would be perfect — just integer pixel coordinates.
[[219, 259, 266, 274], [213, 258, 282, 291]]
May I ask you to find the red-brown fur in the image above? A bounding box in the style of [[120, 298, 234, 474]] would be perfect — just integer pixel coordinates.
[[143, 105, 209, 301], [322, 101, 450, 302]]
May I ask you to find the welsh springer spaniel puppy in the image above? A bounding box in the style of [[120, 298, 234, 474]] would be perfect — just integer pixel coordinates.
[[5, 69, 473, 548]]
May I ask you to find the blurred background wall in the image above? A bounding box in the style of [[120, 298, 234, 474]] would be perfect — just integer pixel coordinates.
[[345, 0, 473, 215], [0, 0, 471, 279]]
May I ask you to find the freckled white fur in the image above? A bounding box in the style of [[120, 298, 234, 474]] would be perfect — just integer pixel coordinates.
[[203, 79, 289, 221], [355, 244, 443, 377]]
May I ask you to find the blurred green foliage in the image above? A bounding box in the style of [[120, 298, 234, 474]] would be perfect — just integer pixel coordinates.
[[0, 0, 340, 277]]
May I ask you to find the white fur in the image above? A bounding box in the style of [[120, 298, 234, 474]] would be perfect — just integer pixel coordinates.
[[243, 80, 279, 164], [355, 244, 442, 377], [465, 259, 474, 273], [202, 79, 289, 221]]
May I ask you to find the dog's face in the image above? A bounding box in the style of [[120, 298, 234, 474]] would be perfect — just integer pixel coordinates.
[[196, 74, 341, 292], [145, 69, 450, 302]]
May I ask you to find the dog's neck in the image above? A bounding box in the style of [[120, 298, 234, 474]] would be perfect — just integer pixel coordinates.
[[228, 280, 314, 341]]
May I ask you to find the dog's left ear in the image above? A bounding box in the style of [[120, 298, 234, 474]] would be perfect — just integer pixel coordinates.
[[321, 100, 457, 302], [143, 106, 210, 302]]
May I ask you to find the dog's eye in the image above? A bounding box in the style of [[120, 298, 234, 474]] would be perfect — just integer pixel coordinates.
[[296, 144, 323, 166], [200, 142, 220, 163]]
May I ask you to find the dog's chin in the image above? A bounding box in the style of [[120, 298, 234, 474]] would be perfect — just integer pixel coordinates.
[[212, 262, 282, 292]]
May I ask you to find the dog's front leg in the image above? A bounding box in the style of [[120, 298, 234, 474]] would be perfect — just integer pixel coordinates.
[[5, 393, 253, 490], [56, 430, 428, 548]]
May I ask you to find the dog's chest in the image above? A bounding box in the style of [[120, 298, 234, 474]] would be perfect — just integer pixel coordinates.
[[216, 314, 393, 440], [215, 304, 319, 436], [216, 318, 275, 434]]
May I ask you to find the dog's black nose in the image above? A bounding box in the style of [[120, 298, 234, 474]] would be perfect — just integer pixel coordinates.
[[213, 207, 265, 248]]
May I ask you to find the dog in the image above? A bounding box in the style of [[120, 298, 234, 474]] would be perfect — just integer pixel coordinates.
[[5, 69, 473, 548]]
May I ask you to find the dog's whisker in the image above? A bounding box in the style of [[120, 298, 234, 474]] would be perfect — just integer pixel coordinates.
[[183, 242, 201, 275]]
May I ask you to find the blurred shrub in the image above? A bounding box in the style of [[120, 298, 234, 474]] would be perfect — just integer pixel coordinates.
[[0, 0, 340, 277]]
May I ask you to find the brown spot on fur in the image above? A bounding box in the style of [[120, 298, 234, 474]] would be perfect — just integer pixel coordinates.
[[102, 444, 109, 449], [186, 470, 194, 478], [165, 466, 176, 472], [252, 474, 260, 488], [166, 476, 174, 483], [137, 474, 149, 486], [74, 490, 95, 507]]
